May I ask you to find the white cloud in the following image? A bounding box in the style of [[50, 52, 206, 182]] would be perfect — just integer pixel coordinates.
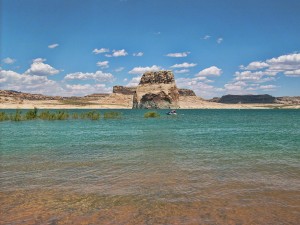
[[25, 58, 60, 76], [266, 53, 300, 64], [126, 76, 141, 87], [170, 62, 197, 68], [259, 85, 277, 90], [197, 66, 222, 77], [133, 52, 144, 57], [109, 49, 128, 57], [65, 84, 112, 95], [92, 48, 109, 54], [174, 69, 189, 74], [64, 71, 114, 82], [2, 57, 16, 64], [166, 52, 190, 57], [217, 38, 223, 44], [0, 68, 113, 97], [48, 43, 59, 49], [0, 69, 61, 95], [234, 71, 276, 83], [176, 77, 224, 98], [240, 61, 269, 70], [96, 61, 109, 68], [115, 67, 125, 72], [203, 35, 211, 40], [128, 65, 161, 74], [284, 69, 300, 77]]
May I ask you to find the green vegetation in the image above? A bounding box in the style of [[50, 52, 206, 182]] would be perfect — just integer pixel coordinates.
[[39, 111, 59, 120], [0, 112, 9, 121], [81, 111, 101, 120], [25, 107, 38, 120], [10, 109, 23, 121], [104, 111, 122, 119], [144, 111, 160, 118]]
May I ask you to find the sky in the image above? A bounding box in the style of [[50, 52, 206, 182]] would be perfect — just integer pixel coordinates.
[[1, 0, 300, 98]]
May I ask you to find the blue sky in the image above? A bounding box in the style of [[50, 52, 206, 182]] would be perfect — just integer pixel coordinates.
[[1, 0, 300, 98]]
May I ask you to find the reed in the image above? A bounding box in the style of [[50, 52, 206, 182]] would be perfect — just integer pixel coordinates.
[[25, 107, 38, 120], [104, 111, 122, 119], [10, 109, 23, 121], [144, 111, 160, 118], [0, 112, 9, 121], [38, 111, 57, 120]]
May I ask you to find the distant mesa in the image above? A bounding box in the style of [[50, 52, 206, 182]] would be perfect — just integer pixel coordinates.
[[216, 94, 276, 104]]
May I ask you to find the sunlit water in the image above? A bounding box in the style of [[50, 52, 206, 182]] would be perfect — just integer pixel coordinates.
[[1, 109, 300, 224]]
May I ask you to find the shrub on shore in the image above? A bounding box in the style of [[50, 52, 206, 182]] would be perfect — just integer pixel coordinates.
[[144, 111, 160, 118], [79, 111, 100, 120], [104, 111, 122, 119]]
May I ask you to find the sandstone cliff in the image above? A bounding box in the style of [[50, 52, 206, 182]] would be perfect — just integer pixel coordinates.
[[113, 86, 137, 95], [133, 71, 179, 109]]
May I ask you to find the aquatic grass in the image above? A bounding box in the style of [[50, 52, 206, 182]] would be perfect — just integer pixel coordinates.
[[10, 109, 23, 121], [56, 111, 69, 120], [25, 107, 38, 120], [38, 111, 57, 120], [72, 113, 79, 119], [104, 111, 122, 119], [80, 111, 101, 120], [144, 111, 160, 118], [0, 112, 9, 121]]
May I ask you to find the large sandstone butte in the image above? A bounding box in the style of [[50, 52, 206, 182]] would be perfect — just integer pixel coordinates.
[[133, 71, 179, 109]]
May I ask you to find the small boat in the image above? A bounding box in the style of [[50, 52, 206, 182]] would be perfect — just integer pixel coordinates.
[[166, 110, 177, 115]]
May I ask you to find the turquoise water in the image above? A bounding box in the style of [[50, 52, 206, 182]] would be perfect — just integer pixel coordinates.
[[1, 109, 300, 224]]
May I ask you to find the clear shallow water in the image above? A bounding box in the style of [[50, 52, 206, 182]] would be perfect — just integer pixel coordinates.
[[1, 109, 300, 224]]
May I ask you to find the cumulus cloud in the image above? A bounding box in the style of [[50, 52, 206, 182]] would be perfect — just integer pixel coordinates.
[[174, 69, 189, 74], [96, 61, 109, 68], [217, 38, 223, 44], [64, 71, 114, 82], [133, 52, 144, 57], [166, 52, 190, 57], [170, 62, 197, 68], [197, 66, 222, 77], [176, 77, 223, 98], [2, 57, 16, 64], [25, 58, 60, 76], [259, 85, 277, 90], [126, 76, 141, 87], [0, 69, 61, 95], [106, 49, 128, 57], [240, 61, 269, 70], [48, 43, 59, 49], [128, 65, 161, 74], [284, 69, 300, 77], [93, 48, 109, 54], [65, 84, 112, 95]]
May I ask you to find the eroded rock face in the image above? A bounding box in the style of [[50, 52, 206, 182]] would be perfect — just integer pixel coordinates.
[[178, 88, 196, 96], [218, 94, 275, 104], [133, 71, 179, 109], [113, 86, 137, 95]]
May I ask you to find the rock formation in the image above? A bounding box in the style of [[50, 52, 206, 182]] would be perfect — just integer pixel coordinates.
[[113, 86, 137, 95], [178, 88, 196, 96], [133, 71, 179, 109], [218, 94, 276, 104]]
